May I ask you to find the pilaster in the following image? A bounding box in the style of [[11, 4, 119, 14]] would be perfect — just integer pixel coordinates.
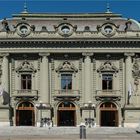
[[82, 52, 93, 103], [1, 53, 9, 93], [124, 52, 135, 104], [39, 53, 50, 104]]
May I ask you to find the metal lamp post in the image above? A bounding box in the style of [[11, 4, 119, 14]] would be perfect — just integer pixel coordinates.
[[84, 101, 95, 128], [36, 101, 47, 127]]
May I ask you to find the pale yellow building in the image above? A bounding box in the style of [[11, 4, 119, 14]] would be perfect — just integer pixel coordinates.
[[0, 9, 140, 127]]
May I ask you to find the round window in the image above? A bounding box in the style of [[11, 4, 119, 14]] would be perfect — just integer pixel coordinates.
[[104, 26, 113, 34], [17, 24, 31, 37], [101, 24, 116, 37], [61, 26, 70, 34], [20, 25, 28, 35]]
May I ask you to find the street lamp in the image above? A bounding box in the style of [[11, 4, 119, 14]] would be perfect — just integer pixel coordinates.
[[82, 101, 96, 128], [35, 101, 48, 127]]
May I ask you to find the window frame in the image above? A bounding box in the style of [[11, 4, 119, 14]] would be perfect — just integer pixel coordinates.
[[21, 73, 32, 90], [61, 73, 72, 90], [102, 73, 113, 90]]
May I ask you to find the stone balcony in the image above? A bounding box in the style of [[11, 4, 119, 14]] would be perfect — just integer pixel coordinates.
[[95, 90, 121, 101], [13, 90, 38, 100], [53, 90, 80, 100]]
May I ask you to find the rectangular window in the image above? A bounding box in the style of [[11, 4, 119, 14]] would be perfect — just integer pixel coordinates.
[[102, 74, 113, 90], [61, 74, 72, 90], [21, 74, 32, 90]]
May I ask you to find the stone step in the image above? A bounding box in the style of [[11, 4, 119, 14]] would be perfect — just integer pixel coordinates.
[[0, 126, 137, 136]]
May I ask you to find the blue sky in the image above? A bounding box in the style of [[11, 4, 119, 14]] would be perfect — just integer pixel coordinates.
[[0, 0, 140, 21]]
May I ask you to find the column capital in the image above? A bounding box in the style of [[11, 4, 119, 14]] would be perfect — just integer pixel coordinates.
[[82, 52, 94, 57], [0, 53, 9, 57], [124, 52, 135, 57], [39, 53, 50, 57]]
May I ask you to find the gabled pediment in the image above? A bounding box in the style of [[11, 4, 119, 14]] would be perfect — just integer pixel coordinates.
[[97, 61, 119, 73], [56, 61, 78, 73], [16, 60, 36, 73]]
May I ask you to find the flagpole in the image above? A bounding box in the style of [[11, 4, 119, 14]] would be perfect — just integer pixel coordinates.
[[127, 91, 130, 105], [9, 97, 14, 126]]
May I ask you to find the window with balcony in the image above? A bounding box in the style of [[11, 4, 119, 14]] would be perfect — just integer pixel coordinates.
[[102, 74, 113, 90], [21, 74, 32, 90], [61, 74, 72, 90]]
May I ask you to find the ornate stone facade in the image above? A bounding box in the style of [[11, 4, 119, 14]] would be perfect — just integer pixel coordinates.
[[0, 11, 140, 127]]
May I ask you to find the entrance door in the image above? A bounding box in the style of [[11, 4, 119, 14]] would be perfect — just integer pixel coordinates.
[[101, 110, 118, 126], [100, 102, 118, 127], [57, 102, 76, 126], [58, 110, 75, 126], [16, 101, 35, 126]]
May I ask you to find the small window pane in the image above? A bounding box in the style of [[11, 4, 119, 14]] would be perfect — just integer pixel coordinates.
[[21, 74, 32, 90], [61, 74, 72, 90], [102, 74, 113, 90]]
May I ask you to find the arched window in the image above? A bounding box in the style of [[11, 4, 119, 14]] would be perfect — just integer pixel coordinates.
[[59, 102, 75, 108], [18, 101, 34, 108], [100, 102, 117, 109]]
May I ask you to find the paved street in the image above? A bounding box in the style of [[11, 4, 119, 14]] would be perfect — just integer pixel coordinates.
[[0, 126, 140, 140]]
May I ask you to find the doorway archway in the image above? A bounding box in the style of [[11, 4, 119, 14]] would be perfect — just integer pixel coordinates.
[[16, 101, 35, 126], [100, 102, 118, 127], [57, 101, 76, 126]]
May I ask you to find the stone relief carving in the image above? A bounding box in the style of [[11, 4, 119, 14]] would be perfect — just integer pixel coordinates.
[[132, 58, 140, 90], [56, 61, 78, 74], [15, 60, 37, 74], [97, 60, 119, 75], [0, 58, 2, 84], [132, 59, 140, 79]]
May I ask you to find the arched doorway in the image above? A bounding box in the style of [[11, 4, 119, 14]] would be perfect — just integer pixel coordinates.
[[16, 101, 35, 126], [57, 101, 76, 126], [100, 102, 118, 127]]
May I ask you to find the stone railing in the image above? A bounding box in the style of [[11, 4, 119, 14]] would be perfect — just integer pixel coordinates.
[[13, 90, 38, 97], [96, 90, 121, 97], [54, 89, 80, 97]]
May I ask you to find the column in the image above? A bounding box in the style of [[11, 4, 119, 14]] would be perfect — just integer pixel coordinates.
[[2, 53, 9, 93], [125, 53, 134, 104], [83, 52, 93, 103], [39, 53, 50, 104]]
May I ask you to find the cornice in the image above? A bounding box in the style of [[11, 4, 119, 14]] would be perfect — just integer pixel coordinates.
[[0, 53, 9, 57], [124, 52, 135, 57], [0, 38, 140, 45], [12, 12, 122, 18], [1, 48, 140, 54]]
